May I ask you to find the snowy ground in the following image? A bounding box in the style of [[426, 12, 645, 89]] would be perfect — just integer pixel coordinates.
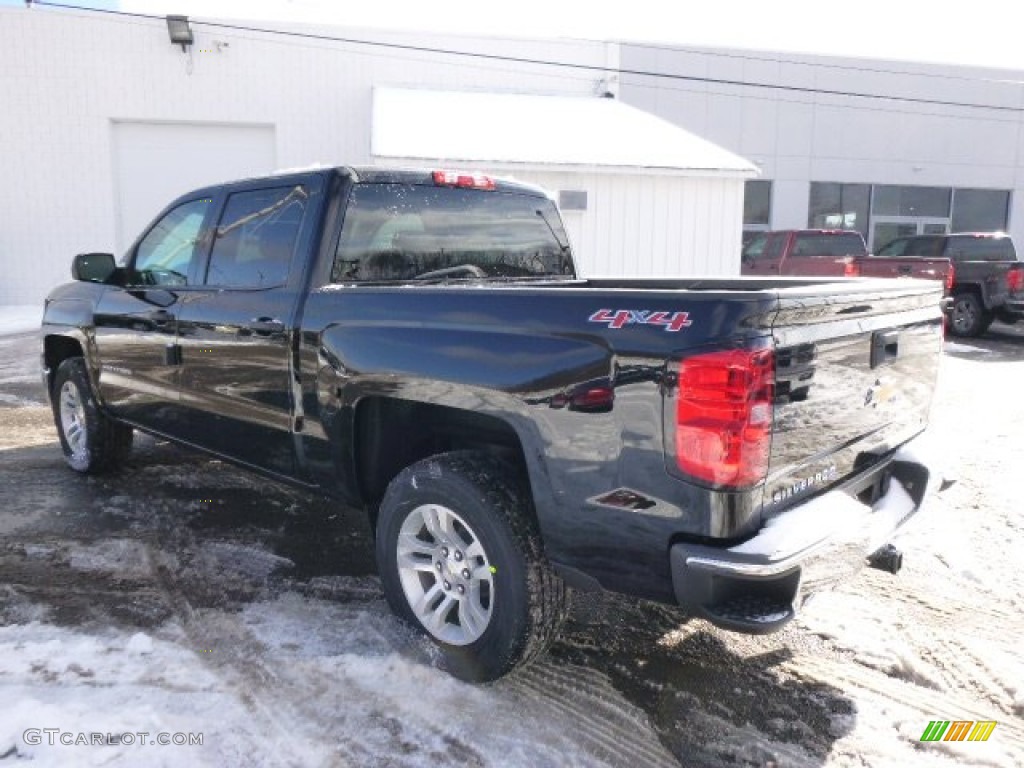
[[1, 324, 1022, 767]]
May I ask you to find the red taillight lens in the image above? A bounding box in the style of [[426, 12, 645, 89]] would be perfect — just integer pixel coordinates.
[[432, 170, 496, 190], [1007, 265, 1023, 294], [945, 262, 955, 293], [675, 348, 774, 488], [843, 259, 861, 277]]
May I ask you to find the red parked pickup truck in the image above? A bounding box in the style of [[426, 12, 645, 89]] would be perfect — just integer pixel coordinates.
[[741, 230, 952, 289]]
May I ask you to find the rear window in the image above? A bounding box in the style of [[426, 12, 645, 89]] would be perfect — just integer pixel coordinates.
[[331, 184, 572, 282], [790, 233, 867, 257], [945, 236, 1016, 262]]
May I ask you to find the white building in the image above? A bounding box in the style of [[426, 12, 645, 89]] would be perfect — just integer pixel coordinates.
[[0, 7, 751, 305], [619, 44, 1024, 250]]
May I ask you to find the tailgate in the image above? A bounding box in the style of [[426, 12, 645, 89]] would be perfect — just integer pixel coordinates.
[[857, 257, 950, 284], [766, 281, 943, 512]]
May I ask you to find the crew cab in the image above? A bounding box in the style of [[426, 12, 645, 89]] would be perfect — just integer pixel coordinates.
[[741, 229, 953, 287], [42, 167, 947, 681], [875, 232, 1024, 337]]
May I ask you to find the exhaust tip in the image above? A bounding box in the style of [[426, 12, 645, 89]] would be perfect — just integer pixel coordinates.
[[868, 544, 903, 575]]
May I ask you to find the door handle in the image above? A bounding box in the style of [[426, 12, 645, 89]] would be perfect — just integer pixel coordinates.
[[247, 317, 285, 334], [149, 309, 173, 327], [897, 266, 913, 275]]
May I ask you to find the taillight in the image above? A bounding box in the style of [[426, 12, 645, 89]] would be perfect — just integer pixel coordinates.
[[843, 259, 861, 277], [1007, 264, 1023, 294], [432, 170, 496, 190], [675, 348, 774, 488], [945, 262, 955, 293]]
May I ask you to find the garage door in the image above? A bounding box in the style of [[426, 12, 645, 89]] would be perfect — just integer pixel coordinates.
[[112, 122, 276, 252]]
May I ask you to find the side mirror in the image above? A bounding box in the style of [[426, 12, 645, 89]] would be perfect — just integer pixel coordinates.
[[72, 252, 116, 283]]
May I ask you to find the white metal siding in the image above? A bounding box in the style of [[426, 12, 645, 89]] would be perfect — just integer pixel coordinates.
[[471, 170, 743, 277], [620, 45, 1024, 246], [0, 8, 609, 304], [112, 122, 277, 251]]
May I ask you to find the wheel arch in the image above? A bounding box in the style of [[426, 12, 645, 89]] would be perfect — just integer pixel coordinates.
[[352, 396, 546, 533], [43, 333, 86, 395]]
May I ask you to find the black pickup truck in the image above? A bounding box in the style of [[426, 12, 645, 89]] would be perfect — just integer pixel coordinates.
[[875, 232, 1024, 337], [41, 167, 947, 681]]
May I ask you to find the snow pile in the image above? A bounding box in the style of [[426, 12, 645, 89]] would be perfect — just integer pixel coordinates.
[[0, 305, 41, 336]]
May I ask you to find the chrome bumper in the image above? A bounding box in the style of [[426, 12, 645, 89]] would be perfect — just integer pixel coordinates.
[[669, 436, 946, 633]]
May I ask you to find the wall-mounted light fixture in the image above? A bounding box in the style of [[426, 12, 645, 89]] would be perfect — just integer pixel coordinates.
[[166, 15, 193, 53]]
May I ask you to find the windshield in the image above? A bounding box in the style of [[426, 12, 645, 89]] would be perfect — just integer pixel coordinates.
[[331, 183, 574, 283]]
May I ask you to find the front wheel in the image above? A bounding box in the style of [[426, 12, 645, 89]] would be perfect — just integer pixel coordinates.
[[376, 451, 568, 682], [52, 357, 133, 473]]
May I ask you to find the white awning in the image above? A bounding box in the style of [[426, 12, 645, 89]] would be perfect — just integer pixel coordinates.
[[372, 87, 758, 177]]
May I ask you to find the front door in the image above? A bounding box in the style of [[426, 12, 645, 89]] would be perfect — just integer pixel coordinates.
[[871, 218, 948, 251], [94, 197, 215, 433], [175, 183, 314, 476]]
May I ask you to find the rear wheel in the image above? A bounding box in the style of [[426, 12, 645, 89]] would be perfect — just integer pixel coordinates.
[[949, 292, 986, 337], [376, 451, 568, 682], [52, 357, 133, 473]]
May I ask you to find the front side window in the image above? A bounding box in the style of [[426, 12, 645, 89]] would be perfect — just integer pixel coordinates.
[[332, 184, 572, 283], [133, 199, 212, 286], [206, 186, 308, 288], [875, 238, 908, 257], [741, 233, 767, 260]]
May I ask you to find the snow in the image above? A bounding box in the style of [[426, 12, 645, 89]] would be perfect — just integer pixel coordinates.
[[0, 305, 42, 336], [372, 87, 758, 174], [0, 593, 676, 767]]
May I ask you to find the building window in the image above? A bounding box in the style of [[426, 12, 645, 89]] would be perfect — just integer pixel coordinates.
[[808, 182, 870, 237], [743, 180, 771, 245], [872, 185, 950, 218], [558, 190, 588, 211], [952, 189, 1010, 232], [743, 180, 772, 228]]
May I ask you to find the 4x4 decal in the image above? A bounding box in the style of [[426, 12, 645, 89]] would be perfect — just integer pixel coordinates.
[[588, 309, 692, 332]]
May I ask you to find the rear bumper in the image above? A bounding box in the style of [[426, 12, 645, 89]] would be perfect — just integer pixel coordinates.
[[669, 436, 945, 634], [998, 298, 1024, 320]]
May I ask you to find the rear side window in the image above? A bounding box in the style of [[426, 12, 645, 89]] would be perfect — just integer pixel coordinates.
[[945, 236, 1016, 262], [206, 186, 308, 288], [331, 183, 571, 282], [133, 198, 212, 286], [790, 233, 867, 257]]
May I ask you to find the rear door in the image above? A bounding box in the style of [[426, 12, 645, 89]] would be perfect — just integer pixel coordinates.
[[174, 180, 319, 476], [93, 196, 216, 432], [778, 232, 867, 276]]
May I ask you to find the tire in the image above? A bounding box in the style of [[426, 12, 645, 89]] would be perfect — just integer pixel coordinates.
[[949, 292, 986, 337], [376, 451, 569, 682], [52, 357, 133, 473]]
